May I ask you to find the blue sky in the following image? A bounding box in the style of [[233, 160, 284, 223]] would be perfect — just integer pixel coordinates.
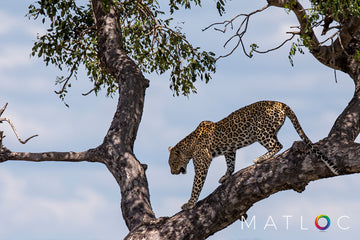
[[0, 1, 359, 239]]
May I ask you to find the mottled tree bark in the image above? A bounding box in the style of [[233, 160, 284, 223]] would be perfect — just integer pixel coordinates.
[[90, 0, 155, 230], [1, 0, 360, 239]]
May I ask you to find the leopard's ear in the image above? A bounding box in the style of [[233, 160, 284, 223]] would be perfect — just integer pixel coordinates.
[[168, 146, 173, 152]]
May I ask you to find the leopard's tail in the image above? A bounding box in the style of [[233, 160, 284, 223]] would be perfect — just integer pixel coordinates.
[[284, 104, 339, 175]]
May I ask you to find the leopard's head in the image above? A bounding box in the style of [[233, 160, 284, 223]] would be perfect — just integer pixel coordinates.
[[168, 146, 189, 175]]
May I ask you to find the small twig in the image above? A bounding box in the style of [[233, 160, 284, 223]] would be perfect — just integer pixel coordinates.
[[0, 103, 8, 117], [319, 31, 338, 45], [0, 103, 8, 147], [0, 117, 38, 144], [55, 74, 72, 94], [323, 25, 340, 33], [217, 29, 297, 60], [203, 4, 269, 33], [54, 58, 81, 95], [330, 38, 338, 83], [217, 35, 242, 60], [253, 33, 297, 54], [82, 87, 96, 96], [0, 131, 4, 148], [336, 31, 350, 57]]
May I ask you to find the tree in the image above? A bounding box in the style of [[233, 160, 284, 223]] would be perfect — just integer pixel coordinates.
[[0, 0, 360, 239]]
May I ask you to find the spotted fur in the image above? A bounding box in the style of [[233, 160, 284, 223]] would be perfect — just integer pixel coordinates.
[[168, 101, 339, 210]]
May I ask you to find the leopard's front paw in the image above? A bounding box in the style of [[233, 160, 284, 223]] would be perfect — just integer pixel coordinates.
[[181, 202, 195, 210], [253, 157, 264, 164]]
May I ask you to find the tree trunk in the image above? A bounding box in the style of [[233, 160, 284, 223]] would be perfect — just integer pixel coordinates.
[[89, 0, 155, 230]]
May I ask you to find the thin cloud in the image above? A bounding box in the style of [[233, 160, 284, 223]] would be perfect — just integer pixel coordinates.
[[0, 45, 33, 70], [0, 10, 45, 37], [0, 168, 125, 239]]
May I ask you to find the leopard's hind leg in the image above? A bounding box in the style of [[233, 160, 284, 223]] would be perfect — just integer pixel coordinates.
[[253, 135, 282, 163], [219, 151, 236, 183]]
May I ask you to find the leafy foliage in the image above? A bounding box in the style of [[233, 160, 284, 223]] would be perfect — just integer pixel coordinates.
[[215, 0, 227, 16], [117, 0, 216, 96], [249, 43, 259, 58], [27, 0, 216, 102], [169, 0, 201, 14], [28, 0, 112, 105], [310, 0, 360, 21], [288, 39, 305, 67], [169, 0, 227, 16]]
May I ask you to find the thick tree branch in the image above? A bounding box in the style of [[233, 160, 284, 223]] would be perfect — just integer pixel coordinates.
[[0, 102, 96, 162], [267, 0, 360, 77], [126, 139, 360, 239], [0, 148, 102, 163], [328, 89, 360, 142]]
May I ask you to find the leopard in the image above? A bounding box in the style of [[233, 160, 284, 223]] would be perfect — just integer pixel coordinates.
[[168, 100, 339, 210]]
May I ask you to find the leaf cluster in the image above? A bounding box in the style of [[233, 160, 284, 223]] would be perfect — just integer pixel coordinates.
[[215, 0, 227, 16], [117, 0, 216, 96], [28, 0, 115, 104], [310, 0, 360, 21], [169, 0, 201, 14], [288, 38, 305, 67], [27, 0, 217, 101]]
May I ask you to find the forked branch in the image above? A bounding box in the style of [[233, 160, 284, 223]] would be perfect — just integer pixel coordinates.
[[203, 5, 270, 60], [202, 4, 300, 59]]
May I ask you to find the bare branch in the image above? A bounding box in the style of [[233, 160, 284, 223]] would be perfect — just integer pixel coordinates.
[[203, 5, 270, 60], [0, 117, 38, 144], [253, 33, 296, 54], [336, 32, 351, 57], [0, 144, 106, 164], [0, 103, 8, 117], [6, 149, 101, 163], [0, 131, 4, 149], [321, 25, 340, 36], [319, 31, 339, 45], [203, 5, 269, 33], [0, 103, 38, 144], [216, 30, 297, 60], [82, 87, 96, 96]]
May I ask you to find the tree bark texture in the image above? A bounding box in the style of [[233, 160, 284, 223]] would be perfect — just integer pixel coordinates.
[[1, 0, 360, 239], [90, 0, 156, 230]]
